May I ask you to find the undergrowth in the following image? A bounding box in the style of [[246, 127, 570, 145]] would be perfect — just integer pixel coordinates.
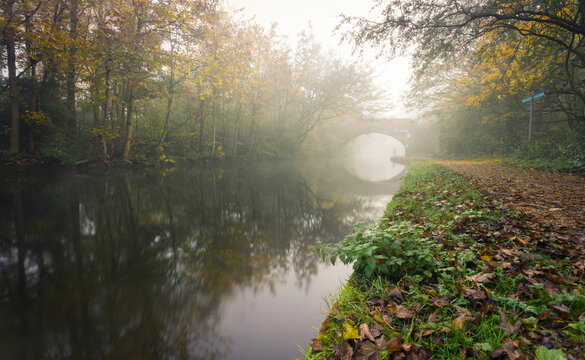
[[506, 128, 585, 173]]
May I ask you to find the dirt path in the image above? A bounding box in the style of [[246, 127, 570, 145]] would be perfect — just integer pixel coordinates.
[[437, 161, 585, 241]]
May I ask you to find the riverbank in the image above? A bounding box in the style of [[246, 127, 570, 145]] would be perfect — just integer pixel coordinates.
[[303, 161, 585, 360]]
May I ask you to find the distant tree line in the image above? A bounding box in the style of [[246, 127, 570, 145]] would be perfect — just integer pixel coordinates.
[[0, 0, 379, 165], [343, 0, 585, 155]]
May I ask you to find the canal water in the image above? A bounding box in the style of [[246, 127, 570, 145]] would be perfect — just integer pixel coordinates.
[[0, 157, 406, 359]]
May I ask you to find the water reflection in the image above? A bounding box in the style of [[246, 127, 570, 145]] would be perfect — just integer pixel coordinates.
[[0, 159, 406, 359], [345, 133, 407, 182]]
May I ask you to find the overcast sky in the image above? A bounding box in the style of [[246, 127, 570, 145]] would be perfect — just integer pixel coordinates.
[[225, 0, 413, 117]]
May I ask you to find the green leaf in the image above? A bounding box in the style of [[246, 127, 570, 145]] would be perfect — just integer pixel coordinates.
[[330, 255, 336, 265], [474, 342, 493, 352], [535, 346, 567, 360]]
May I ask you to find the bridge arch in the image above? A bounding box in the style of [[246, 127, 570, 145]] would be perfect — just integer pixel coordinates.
[[345, 132, 406, 157], [330, 117, 414, 152]]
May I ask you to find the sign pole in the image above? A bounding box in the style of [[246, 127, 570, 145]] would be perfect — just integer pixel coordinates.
[[529, 100, 533, 141], [521, 92, 544, 142]]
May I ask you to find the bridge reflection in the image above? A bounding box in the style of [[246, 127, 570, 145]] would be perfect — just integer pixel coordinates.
[[340, 159, 408, 196]]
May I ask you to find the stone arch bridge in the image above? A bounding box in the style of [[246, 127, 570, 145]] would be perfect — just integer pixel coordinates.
[[329, 117, 415, 146]]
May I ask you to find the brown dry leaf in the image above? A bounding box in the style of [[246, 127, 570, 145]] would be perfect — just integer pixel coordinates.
[[467, 272, 496, 284], [421, 328, 435, 337], [454, 306, 472, 330], [498, 309, 522, 336], [403, 343, 432, 360], [333, 340, 354, 360], [427, 308, 440, 323], [385, 302, 397, 314], [523, 269, 544, 277], [383, 337, 402, 353], [389, 288, 405, 304], [355, 340, 379, 360], [464, 287, 487, 301], [500, 261, 512, 270], [454, 314, 468, 330], [367, 296, 385, 308], [395, 305, 414, 319], [491, 339, 522, 360], [359, 322, 375, 342], [433, 296, 451, 307], [375, 335, 386, 349], [551, 304, 571, 314], [369, 322, 384, 338], [455, 306, 471, 318]]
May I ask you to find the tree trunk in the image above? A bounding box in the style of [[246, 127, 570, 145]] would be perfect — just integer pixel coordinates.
[[210, 101, 216, 158], [66, 0, 79, 137], [159, 41, 175, 148], [100, 64, 111, 161], [247, 104, 258, 156], [159, 97, 173, 148], [198, 102, 205, 154], [25, 12, 37, 153], [232, 101, 241, 156], [5, 30, 20, 153], [122, 85, 135, 159]]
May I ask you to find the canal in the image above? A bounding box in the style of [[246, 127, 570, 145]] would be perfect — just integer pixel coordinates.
[[0, 157, 406, 359]]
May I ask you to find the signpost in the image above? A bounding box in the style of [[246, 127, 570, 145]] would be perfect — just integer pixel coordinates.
[[521, 92, 544, 141]]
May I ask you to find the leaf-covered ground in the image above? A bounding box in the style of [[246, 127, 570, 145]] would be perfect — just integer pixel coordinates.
[[304, 162, 585, 360], [437, 161, 585, 237]]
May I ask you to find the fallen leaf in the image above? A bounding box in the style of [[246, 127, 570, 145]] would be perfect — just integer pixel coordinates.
[[389, 288, 405, 304], [421, 328, 435, 337], [464, 287, 487, 301], [454, 306, 472, 330], [395, 305, 414, 319], [359, 322, 375, 342], [467, 272, 496, 284], [433, 296, 451, 307], [343, 322, 360, 340], [402, 343, 432, 360], [550, 304, 570, 315], [491, 339, 522, 359], [427, 308, 440, 323], [534, 346, 567, 360], [367, 296, 385, 308], [334, 340, 353, 360], [355, 340, 379, 360], [383, 337, 402, 353], [369, 321, 384, 338], [498, 309, 523, 336]]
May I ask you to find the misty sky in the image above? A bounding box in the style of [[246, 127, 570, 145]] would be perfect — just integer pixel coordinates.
[[226, 0, 412, 117]]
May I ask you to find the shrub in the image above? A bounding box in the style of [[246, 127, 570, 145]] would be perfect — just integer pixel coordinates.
[[512, 127, 585, 173], [317, 221, 443, 281]]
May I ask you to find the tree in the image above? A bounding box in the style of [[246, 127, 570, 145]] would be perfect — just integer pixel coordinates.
[[287, 30, 381, 151], [2, 0, 22, 153], [344, 0, 585, 124]]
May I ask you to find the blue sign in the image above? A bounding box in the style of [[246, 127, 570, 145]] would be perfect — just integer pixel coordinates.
[[522, 92, 544, 103]]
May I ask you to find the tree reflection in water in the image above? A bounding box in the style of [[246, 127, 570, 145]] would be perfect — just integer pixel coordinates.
[[0, 159, 405, 359]]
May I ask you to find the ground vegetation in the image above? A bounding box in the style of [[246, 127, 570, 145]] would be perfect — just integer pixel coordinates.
[[307, 161, 585, 359]]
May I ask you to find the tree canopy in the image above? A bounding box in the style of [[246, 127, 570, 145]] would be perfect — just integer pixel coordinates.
[[343, 0, 585, 154], [1, 0, 382, 164]]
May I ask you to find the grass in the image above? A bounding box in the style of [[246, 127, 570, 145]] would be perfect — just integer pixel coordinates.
[[305, 162, 585, 359]]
